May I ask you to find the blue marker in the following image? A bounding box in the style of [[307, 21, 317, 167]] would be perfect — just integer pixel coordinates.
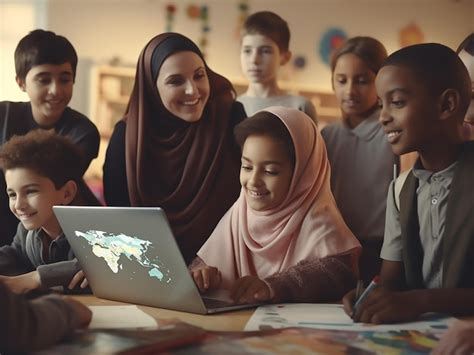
[[352, 275, 379, 316]]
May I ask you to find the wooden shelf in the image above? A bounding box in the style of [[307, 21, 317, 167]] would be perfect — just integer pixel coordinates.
[[229, 76, 340, 127]]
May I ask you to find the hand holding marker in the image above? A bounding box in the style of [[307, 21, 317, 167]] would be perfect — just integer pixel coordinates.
[[352, 276, 380, 317]]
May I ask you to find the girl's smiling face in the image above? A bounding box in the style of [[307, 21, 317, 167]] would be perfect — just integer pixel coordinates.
[[240, 134, 293, 212]]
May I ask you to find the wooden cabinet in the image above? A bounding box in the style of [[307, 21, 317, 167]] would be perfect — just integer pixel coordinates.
[[85, 66, 135, 181], [230, 77, 340, 128], [89, 65, 136, 138]]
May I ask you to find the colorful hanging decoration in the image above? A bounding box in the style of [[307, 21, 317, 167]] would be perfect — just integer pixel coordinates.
[[187, 4, 201, 19], [181, 4, 210, 57], [399, 23, 424, 47], [293, 55, 307, 70], [235, 0, 250, 38], [163, 3, 211, 56], [165, 4, 177, 32], [199, 5, 210, 56], [319, 28, 348, 67]]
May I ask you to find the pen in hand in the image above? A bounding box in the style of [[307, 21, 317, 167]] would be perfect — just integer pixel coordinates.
[[355, 280, 364, 301], [352, 276, 380, 318]]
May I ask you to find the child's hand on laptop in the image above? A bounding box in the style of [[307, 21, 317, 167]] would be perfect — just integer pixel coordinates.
[[0, 271, 41, 293], [191, 266, 221, 293], [230, 276, 271, 304], [68, 270, 89, 290]]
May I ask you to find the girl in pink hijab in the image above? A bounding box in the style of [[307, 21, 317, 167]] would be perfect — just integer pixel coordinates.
[[191, 106, 361, 304]]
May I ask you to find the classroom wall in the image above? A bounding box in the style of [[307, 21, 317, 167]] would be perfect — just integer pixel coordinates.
[[44, 0, 473, 116], [0, 0, 47, 102], [3, 0, 474, 115]]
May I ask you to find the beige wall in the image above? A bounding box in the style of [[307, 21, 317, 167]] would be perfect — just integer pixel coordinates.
[[44, 0, 473, 115], [3, 0, 474, 114], [0, 0, 47, 101]]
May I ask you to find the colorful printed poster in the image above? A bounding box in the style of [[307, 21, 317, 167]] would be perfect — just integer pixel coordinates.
[[245, 304, 453, 332]]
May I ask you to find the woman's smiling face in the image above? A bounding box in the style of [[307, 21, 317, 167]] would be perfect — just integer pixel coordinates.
[[156, 51, 210, 122]]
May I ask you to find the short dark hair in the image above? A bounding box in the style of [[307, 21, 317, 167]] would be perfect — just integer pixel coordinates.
[[0, 130, 83, 189], [242, 11, 290, 53], [234, 111, 295, 167], [331, 36, 387, 75], [14, 29, 78, 81], [383, 43, 471, 117], [457, 32, 474, 55]]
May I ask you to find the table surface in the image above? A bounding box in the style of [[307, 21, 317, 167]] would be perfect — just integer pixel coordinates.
[[74, 294, 254, 331]]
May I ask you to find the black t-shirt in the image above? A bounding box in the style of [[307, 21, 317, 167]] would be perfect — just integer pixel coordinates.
[[0, 101, 100, 246]]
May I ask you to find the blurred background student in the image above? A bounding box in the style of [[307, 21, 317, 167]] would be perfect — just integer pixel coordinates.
[[321, 37, 398, 284]]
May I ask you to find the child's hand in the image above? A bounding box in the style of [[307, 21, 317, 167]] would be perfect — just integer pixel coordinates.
[[62, 296, 93, 328], [432, 320, 474, 355], [0, 271, 41, 293], [351, 287, 422, 324], [230, 276, 270, 304], [68, 270, 89, 290], [191, 266, 221, 293], [342, 288, 357, 316]]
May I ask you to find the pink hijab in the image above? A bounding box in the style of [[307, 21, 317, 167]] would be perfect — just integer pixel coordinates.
[[198, 106, 361, 288]]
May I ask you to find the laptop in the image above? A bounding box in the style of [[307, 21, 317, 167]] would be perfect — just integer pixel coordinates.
[[53, 206, 259, 314]]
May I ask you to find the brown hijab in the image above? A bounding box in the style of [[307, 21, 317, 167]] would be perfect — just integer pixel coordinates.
[[123, 33, 243, 263]]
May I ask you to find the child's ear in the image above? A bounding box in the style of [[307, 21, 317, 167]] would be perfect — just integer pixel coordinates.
[[439, 88, 460, 121], [61, 180, 78, 205], [280, 50, 292, 66], [15, 76, 26, 92]]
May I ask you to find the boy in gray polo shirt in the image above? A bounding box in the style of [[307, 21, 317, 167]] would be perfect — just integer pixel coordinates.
[[0, 130, 94, 294], [342, 43, 474, 324]]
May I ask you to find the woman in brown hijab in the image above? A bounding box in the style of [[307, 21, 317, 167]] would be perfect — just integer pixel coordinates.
[[103, 33, 246, 264]]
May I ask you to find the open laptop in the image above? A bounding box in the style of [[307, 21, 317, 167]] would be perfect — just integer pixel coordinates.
[[53, 206, 259, 314]]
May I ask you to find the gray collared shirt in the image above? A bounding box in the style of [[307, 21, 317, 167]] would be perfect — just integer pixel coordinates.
[[321, 110, 397, 241], [237, 94, 317, 123], [0, 223, 79, 288], [381, 160, 457, 288]]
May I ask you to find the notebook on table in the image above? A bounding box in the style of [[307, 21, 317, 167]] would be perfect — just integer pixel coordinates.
[[53, 206, 258, 314]]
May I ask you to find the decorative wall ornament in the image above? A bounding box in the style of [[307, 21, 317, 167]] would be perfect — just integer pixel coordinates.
[[186, 4, 201, 19], [165, 4, 177, 32], [319, 28, 348, 67], [235, 0, 250, 38], [199, 4, 210, 55], [399, 23, 424, 47], [164, 3, 210, 56], [293, 55, 307, 70]]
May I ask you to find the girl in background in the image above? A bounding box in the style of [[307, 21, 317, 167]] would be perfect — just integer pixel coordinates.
[[103, 33, 246, 264], [192, 106, 360, 304], [321, 37, 398, 284]]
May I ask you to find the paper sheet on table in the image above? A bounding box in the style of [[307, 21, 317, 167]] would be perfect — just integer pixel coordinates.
[[244, 303, 453, 332], [89, 305, 158, 329]]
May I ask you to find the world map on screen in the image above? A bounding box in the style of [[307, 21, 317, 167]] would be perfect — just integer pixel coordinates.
[[75, 230, 171, 283]]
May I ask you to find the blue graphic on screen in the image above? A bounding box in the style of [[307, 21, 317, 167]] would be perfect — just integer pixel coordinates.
[[75, 230, 171, 283]]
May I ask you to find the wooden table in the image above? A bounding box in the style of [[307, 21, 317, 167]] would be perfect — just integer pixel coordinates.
[[74, 295, 254, 331]]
